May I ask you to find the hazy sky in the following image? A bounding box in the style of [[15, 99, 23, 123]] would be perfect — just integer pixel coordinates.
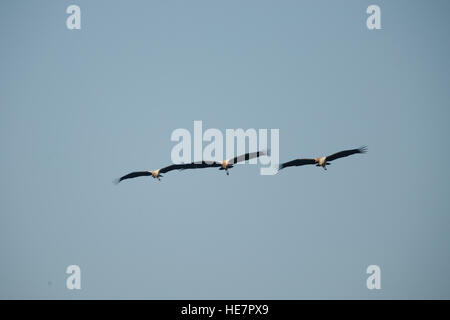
[[1, 0, 449, 299]]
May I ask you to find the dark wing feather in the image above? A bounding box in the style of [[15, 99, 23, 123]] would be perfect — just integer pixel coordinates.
[[326, 146, 367, 162], [182, 161, 222, 169], [116, 171, 152, 183], [160, 162, 221, 173], [228, 151, 266, 165], [279, 158, 316, 170], [159, 164, 189, 173]]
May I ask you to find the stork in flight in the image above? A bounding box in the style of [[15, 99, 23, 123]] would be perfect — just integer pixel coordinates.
[[212, 150, 267, 175], [279, 146, 367, 172], [115, 151, 267, 182], [115, 162, 215, 183]]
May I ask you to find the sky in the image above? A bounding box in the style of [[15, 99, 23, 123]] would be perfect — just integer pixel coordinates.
[[1, 0, 449, 299]]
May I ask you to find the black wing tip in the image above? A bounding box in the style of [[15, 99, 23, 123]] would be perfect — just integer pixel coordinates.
[[359, 146, 368, 154], [113, 178, 122, 185]]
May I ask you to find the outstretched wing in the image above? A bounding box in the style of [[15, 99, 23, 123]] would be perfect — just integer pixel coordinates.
[[160, 162, 222, 173], [182, 161, 223, 169], [278, 158, 316, 171], [228, 151, 266, 165], [326, 146, 367, 162], [116, 171, 152, 183], [159, 164, 188, 173]]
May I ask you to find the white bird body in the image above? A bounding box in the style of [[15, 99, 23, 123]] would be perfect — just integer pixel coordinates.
[[316, 156, 327, 167], [221, 160, 228, 169], [151, 170, 160, 179]]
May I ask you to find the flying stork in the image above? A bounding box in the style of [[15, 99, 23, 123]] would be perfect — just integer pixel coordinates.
[[212, 150, 267, 175], [115, 162, 217, 183], [279, 146, 367, 172]]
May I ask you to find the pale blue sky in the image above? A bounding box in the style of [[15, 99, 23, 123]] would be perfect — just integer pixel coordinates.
[[1, 0, 449, 299]]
